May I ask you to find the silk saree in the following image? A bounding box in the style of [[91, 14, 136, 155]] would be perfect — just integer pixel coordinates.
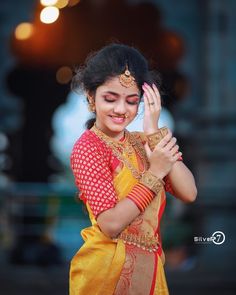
[[70, 129, 169, 295]]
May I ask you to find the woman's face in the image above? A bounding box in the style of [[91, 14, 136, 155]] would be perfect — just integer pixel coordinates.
[[94, 77, 140, 139]]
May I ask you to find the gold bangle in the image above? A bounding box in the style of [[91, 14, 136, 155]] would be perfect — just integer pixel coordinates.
[[140, 170, 164, 195], [146, 127, 168, 151]]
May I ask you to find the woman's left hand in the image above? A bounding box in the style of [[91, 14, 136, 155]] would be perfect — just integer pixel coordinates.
[[142, 83, 161, 135]]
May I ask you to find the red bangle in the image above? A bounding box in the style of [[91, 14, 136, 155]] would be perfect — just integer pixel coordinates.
[[127, 183, 154, 212]]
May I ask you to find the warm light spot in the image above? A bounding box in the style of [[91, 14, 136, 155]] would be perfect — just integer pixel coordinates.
[[40, 6, 60, 24], [68, 0, 80, 7], [15, 23, 34, 40], [56, 66, 73, 84], [54, 0, 69, 9], [40, 0, 58, 6]]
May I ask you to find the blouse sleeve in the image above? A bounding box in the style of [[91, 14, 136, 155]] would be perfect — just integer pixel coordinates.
[[71, 139, 117, 218]]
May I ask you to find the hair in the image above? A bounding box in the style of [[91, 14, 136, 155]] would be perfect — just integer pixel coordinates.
[[71, 43, 161, 129]]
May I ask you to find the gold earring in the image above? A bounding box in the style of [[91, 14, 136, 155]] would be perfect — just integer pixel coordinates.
[[88, 102, 96, 112], [87, 95, 96, 112]]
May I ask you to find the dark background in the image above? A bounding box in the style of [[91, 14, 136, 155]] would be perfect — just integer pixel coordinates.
[[0, 0, 236, 294]]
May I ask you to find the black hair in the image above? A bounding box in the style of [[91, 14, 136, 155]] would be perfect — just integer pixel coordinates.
[[71, 43, 161, 129]]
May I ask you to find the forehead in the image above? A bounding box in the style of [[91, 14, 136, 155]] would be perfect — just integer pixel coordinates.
[[97, 77, 139, 95]]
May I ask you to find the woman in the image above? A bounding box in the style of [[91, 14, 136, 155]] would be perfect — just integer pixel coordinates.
[[70, 43, 197, 295]]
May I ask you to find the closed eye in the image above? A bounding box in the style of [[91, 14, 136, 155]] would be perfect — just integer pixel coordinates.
[[127, 101, 139, 105], [104, 98, 115, 103]]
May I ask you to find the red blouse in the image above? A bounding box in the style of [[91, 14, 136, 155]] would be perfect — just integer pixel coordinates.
[[71, 130, 176, 218]]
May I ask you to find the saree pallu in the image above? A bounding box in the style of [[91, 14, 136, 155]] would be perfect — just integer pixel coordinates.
[[70, 151, 169, 295]]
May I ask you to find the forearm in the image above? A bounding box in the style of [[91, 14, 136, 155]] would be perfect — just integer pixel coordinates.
[[97, 177, 162, 238], [97, 197, 140, 238], [167, 161, 197, 202]]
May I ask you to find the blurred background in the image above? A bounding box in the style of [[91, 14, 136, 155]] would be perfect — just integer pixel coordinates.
[[0, 0, 236, 294]]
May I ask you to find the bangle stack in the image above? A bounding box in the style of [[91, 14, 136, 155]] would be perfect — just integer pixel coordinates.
[[127, 171, 164, 212], [127, 183, 154, 212], [140, 170, 164, 195]]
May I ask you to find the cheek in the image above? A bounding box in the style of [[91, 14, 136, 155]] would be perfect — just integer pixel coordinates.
[[95, 101, 110, 114], [129, 106, 139, 118]]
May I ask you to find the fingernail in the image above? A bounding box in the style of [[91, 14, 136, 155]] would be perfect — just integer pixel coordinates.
[[144, 82, 148, 87]]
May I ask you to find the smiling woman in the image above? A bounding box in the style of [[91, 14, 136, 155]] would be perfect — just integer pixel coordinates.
[[69, 43, 197, 295], [92, 77, 140, 139]]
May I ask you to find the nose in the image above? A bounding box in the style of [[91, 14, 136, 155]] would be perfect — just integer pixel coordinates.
[[113, 100, 127, 115]]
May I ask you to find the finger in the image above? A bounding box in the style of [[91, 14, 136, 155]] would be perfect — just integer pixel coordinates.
[[143, 84, 155, 108], [170, 144, 179, 156], [164, 137, 177, 151], [143, 92, 150, 115], [157, 130, 172, 149], [144, 83, 161, 111], [172, 152, 182, 162], [152, 84, 161, 109], [144, 142, 151, 158]]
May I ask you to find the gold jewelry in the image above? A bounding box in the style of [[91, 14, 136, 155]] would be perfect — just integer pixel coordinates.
[[117, 232, 159, 252], [119, 65, 135, 88], [140, 170, 164, 195], [87, 95, 96, 112], [149, 102, 155, 105], [124, 114, 128, 118], [91, 124, 149, 180], [88, 102, 95, 112], [146, 127, 168, 151]]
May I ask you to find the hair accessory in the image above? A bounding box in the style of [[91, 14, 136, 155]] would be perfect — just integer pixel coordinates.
[[119, 65, 135, 88]]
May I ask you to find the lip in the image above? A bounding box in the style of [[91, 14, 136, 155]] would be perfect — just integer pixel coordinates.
[[109, 115, 126, 124]]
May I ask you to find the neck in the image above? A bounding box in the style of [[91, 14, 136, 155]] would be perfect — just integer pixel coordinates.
[[94, 123, 125, 141]]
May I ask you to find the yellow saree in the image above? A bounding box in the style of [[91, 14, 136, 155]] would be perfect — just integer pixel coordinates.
[[70, 132, 169, 295]]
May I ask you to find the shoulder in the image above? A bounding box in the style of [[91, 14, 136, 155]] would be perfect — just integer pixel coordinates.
[[71, 130, 110, 162]]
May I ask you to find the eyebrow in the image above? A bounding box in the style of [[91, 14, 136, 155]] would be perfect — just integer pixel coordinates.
[[102, 91, 140, 98]]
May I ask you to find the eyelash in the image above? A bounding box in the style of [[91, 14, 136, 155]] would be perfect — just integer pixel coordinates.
[[104, 98, 138, 105]]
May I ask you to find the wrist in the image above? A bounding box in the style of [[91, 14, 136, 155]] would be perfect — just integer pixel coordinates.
[[146, 127, 168, 151], [140, 170, 165, 195], [145, 128, 159, 136], [148, 169, 165, 180]]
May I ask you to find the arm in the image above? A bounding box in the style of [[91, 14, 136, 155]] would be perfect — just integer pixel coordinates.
[[142, 83, 197, 203], [167, 161, 197, 203], [97, 198, 140, 238], [71, 136, 156, 239]]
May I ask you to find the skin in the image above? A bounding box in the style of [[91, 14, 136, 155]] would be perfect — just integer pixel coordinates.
[[88, 77, 197, 238]]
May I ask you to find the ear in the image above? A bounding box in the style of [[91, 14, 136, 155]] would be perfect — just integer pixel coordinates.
[[86, 91, 95, 104]]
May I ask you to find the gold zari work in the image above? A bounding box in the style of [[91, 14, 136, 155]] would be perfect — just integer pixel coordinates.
[[91, 125, 149, 180]]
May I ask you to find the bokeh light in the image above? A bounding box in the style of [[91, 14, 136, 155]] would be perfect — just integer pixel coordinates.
[[14, 22, 34, 40], [68, 0, 80, 7], [56, 66, 73, 84], [54, 0, 69, 9], [40, 6, 60, 24], [40, 0, 58, 6]]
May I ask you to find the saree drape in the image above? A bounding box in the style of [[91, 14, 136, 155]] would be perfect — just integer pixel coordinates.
[[70, 137, 169, 295]]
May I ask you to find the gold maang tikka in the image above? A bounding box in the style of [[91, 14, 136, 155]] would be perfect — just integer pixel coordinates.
[[119, 64, 135, 88]]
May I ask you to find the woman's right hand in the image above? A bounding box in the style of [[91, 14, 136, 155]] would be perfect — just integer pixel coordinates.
[[145, 129, 182, 179]]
